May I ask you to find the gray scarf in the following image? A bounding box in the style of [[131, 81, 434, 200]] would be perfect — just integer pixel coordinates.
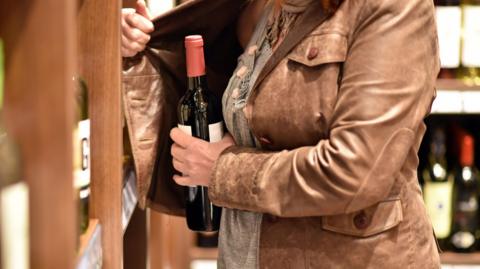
[[266, 0, 316, 47]]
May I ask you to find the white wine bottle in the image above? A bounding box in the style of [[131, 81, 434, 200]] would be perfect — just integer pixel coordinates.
[[423, 127, 454, 249], [0, 39, 29, 269], [73, 77, 90, 234], [460, 0, 480, 85], [435, 0, 462, 78]]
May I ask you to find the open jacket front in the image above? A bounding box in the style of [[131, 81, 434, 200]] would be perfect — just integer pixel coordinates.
[[122, 0, 442, 267]]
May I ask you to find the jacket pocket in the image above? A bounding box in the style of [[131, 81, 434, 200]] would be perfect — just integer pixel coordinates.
[[321, 199, 403, 237], [287, 33, 348, 67]]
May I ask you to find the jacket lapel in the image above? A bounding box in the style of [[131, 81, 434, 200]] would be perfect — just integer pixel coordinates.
[[251, 1, 329, 92]]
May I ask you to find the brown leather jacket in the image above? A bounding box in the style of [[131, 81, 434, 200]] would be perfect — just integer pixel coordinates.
[[122, 0, 441, 268]]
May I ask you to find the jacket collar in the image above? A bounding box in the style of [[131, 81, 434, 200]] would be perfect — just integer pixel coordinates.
[[252, 1, 328, 92]]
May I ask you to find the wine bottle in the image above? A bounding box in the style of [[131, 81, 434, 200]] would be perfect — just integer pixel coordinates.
[[423, 127, 454, 249], [73, 77, 90, 234], [0, 39, 29, 269], [450, 132, 479, 252], [178, 35, 223, 232], [197, 231, 219, 248], [460, 0, 480, 85], [435, 0, 462, 78]]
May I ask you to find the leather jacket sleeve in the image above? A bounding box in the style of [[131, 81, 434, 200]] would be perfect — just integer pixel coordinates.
[[208, 0, 440, 217]]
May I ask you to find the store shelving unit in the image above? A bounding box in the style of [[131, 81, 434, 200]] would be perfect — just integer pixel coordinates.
[[0, 0, 148, 268], [432, 77, 480, 268]]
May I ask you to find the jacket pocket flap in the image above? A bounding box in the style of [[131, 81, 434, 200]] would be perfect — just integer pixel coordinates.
[[287, 33, 347, 67], [322, 199, 403, 237]]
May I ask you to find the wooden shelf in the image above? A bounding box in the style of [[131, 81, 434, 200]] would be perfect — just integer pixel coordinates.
[[122, 168, 138, 234], [436, 79, 480, 91], [441, 252, 480, 268], [190, 247, 218, 260], [76, 219, 102, 269]]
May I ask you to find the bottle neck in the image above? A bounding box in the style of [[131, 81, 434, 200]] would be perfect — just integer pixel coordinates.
[[460, 136, 475, 167], [187, 75, 207, 92]]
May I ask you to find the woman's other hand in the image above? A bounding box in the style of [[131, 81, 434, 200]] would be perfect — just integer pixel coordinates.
[[170, 128, 236, 187], [121, 0, 154, 57]]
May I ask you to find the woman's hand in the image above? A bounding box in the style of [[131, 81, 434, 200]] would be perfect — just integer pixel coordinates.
[[170, 128, 236, 187], [121, 0, 154, 57]]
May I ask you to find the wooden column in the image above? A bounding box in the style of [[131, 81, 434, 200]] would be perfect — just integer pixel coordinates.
[[149, 211, 193, 269], [0, 0, 77, 268], [78, 0, 123, 268]]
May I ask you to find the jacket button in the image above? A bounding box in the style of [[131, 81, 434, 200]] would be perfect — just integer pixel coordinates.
[[259, 136, 272, 145], [353, 211, 369, 230], [307, 47, 319, 60]]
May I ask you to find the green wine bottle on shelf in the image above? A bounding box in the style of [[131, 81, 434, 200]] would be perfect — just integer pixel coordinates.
[[450, 132, 480, 252], [435, 0, 462, 79], [460, 0, 480, 85], [423, 127, 454, 249], [0, 39, 29, 269], [73, 76, 90, 234]]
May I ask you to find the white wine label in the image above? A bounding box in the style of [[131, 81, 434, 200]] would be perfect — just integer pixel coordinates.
[[208, 122, 224, 143], [79, 187, 91, 200], [74, 119, 91, 188], [178, 122, 224, 143], [178, 124, 193, 136], [436, 7, 461, 68], [1, 182, 29, 269], [423, 180, 453, 239], [462, 6, 480, 67]]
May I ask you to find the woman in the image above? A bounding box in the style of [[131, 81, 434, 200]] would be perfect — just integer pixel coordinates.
[[122, 0, 441, 268]]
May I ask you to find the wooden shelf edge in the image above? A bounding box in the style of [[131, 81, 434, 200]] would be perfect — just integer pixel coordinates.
[[76, 219, 102, 269], [441, 251, 480, 266], [190, 247, 218, 261], [436, 79, 480, 91], [122, 168, 138, 234]]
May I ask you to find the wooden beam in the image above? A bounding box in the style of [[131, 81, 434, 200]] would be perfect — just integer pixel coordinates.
[[78, 0, 123, 268], [0, 0, 77, 268]]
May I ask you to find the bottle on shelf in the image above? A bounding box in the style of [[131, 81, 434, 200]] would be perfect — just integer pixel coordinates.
[[73, 76, 91, 234], [460, 0, 480, 85], [450, 131, 479, 252], [177, 35, 223, 232], [435, 0, 462, 79], [0, 39, 29, 269], [423, 127, 454, 249]]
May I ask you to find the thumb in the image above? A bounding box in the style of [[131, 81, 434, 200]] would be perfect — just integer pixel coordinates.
[[136, 0, 152, 20]]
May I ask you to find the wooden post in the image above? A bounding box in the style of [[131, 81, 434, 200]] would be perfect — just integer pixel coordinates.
[[78, 0, 123, 268], [0, 0, 77, 268]]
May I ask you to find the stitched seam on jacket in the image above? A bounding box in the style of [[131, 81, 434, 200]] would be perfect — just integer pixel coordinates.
[[323, 200, 402, 237], [343, 127, 414, 214]]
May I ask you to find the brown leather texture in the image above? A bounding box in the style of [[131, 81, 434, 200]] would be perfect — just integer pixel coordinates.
[[122, 0, 441, 267]]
